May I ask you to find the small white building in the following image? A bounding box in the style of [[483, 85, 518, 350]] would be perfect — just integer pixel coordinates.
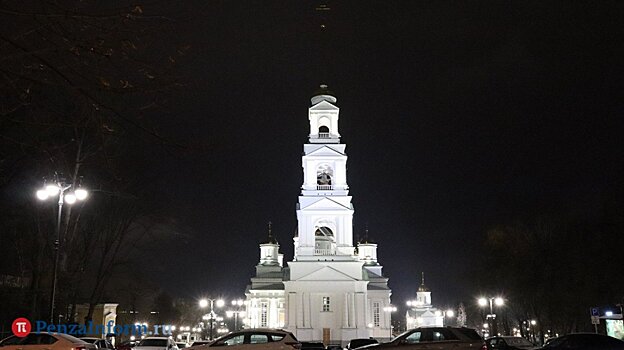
[[405, 273, 444, 328], [244, 86, 393, 345]]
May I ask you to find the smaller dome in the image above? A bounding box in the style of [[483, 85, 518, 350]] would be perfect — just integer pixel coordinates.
[[358, 237, 376, 244], [260, 222, 278, 244], [418, 272, 430, 292], [311, 84, 337, 105]]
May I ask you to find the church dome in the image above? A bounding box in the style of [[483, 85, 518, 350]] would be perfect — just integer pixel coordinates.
[[260, 222, 278, 244], [311, 84, 337, 105], [358, 237, 376, 244]]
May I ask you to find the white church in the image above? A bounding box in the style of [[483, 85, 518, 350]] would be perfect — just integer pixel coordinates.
[[244, 85, 393, 345]]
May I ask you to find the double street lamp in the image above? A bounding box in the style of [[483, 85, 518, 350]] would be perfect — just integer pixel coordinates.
[[478, 297, 504, 336], [199, 298, 225, 340], [36, 179, 88, 323], [226, 299, 246, 332]]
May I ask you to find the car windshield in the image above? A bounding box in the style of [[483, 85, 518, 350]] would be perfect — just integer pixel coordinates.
[[139, 339, 168, 347], [505, 338, 533, 346]]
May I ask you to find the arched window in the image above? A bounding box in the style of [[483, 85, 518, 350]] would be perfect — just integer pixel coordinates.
[[318, 125, 330, 138], [317, 171, 332, 185]]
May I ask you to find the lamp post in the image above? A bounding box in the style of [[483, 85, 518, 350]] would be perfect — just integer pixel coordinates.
[[199, 298, 224, 340], [226, 300, 246, 332], [383, 305, 397, 338], [37, 178, 88, 323], [478, 297, 504, 336]]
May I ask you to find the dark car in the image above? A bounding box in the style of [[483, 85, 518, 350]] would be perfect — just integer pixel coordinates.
[[301, 342, 326, 350], [347, 339, 378, 350], [326, 345, 343, 350], [486, 336, 537, 350], [541, 333, 624, 350], [361, 327, 485, 350]]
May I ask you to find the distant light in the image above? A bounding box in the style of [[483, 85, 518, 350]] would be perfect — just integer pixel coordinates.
[[483, 323, 489, 329], [446, 310, 455, 317], [130, 336, 136, 341], [75, 188, 88, 200], [531, 320, 537, 325], [46, 184, 60, 196], [216, 299, 225, 307], [226, 311, 234, 318], [171, 326, 176, 331], [606, 311, 614, 317], [406, 301, 412, 307], [494, 297, 504, 306], [199, 299, 208, 308], [37, 189, 49, 200], [64, 193, 77, 204], [478, 298, 488, 306], [367, 323, 373, 328], [435, 311, 442, 317]]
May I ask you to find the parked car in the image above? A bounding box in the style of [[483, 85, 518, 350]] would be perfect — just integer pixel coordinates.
[[190, 341, 211, 347], [360, 327, 485, 350], [485, 336, 537, 350], [80, 337, 116, 350], [117, 340, 139, 350], [135, 337, 179, 350], [187, 329, 300, 350], [301, 342, 326, 350], [0, 332, 97, 350], [541, 333, 624, 350], [347, 339, 378, 350]]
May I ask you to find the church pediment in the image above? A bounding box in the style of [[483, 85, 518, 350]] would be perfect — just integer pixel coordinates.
[[305, 145, 345, 157], [297, 265, 359, 281], [299, 197, 351, 210], [309, 100, 339, 111]]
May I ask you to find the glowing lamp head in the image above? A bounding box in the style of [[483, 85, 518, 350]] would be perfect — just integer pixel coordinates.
[[435, 310, 442, 317], [64, 193, 77, 204], [446, 310, 455, 317], [531, 320, 537, 325], [216, 299, 225, 307], [75, 188, 88, 200], [37, 189, 49, 200], [226, 311, 234, 318], [199, 299, 209, 308], [494, 297, 504, 306], [478, 298, 488, 306], [46, 184, 60, 196]]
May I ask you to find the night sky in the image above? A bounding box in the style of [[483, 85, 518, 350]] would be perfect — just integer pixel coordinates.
[[133, 1, 622, 309]]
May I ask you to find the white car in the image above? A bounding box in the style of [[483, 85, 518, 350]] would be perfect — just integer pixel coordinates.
[[135, 337, 179, 350], [188, 329, 300, 350]]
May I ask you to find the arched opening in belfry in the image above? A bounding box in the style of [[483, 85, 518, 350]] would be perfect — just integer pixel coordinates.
[[319, 125, 329, 135], [315, 226, 334, 252], [317, 164, 333, 187]]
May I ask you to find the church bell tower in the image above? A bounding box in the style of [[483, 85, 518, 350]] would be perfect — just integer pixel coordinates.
[[295, 84, 355, 260]]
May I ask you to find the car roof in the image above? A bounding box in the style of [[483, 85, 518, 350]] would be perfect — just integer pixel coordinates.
[[140, 337, 172, 341]]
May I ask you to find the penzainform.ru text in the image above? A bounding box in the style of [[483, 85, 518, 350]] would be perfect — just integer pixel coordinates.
[[32, 320, 175, 336]]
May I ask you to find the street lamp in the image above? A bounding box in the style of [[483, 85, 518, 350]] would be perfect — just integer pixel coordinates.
[[199, 298, 225, 340], [37, 177, 88, 323], [478, 297, 504, 335], [227, 299, 246, 331], [382, 306, 397, 337]]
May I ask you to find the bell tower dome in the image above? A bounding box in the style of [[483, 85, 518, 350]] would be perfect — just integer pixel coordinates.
[[308, 84, 340, 144]]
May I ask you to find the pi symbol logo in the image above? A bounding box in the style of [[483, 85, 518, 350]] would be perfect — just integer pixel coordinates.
[[12, 318, 31, 337]]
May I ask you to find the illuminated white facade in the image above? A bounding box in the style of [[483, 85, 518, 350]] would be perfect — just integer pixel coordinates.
[[244, 86, 392, 345]]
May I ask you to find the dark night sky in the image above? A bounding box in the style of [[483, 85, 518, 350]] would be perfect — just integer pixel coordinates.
[[132, 1, 622, 309]]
